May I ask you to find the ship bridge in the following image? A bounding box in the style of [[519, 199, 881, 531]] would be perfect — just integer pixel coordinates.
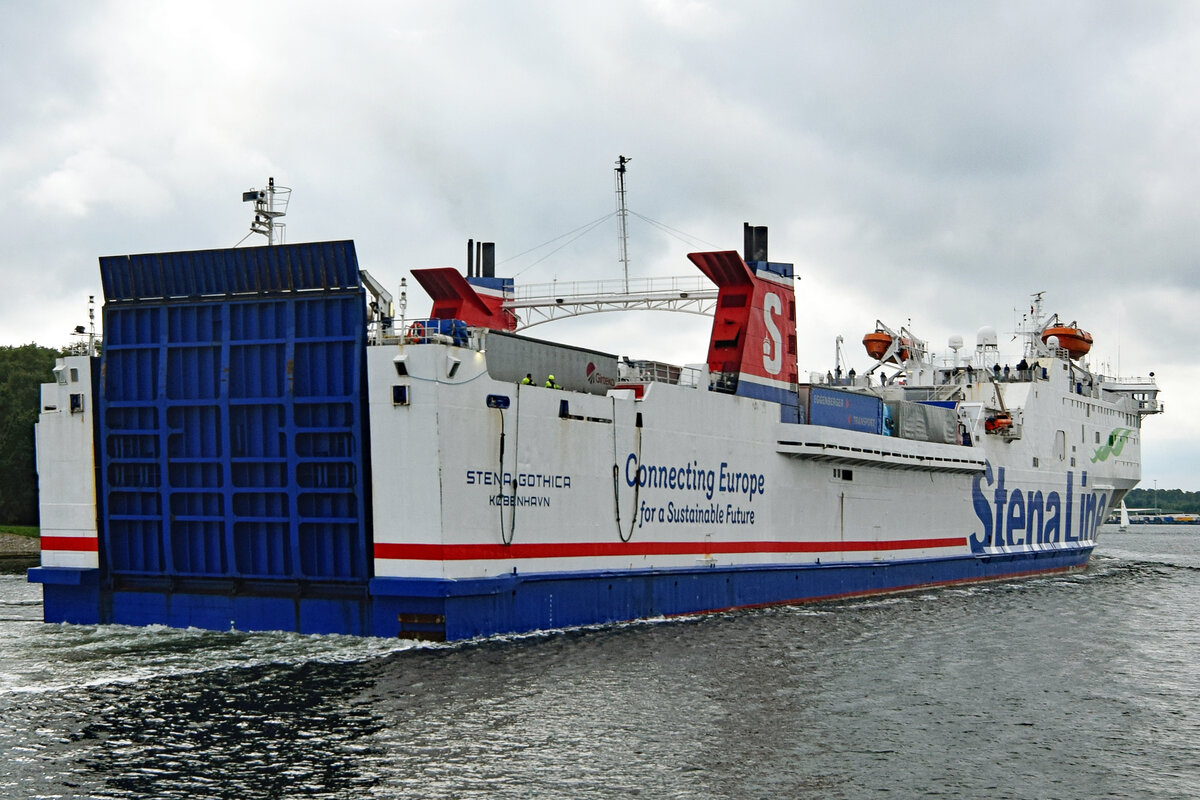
[[1100, 376, 1163, 416]]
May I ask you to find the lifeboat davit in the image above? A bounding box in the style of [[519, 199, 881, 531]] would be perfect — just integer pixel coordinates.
[[1041, 326, 1093, 359], [863, 331, 910, 362]]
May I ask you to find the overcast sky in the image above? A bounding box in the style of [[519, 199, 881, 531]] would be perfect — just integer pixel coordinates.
[[3, 1, 1197, 489]]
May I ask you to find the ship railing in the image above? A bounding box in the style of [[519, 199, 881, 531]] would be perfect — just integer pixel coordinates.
[[1100, 376, 1159, 387], [809, 371, 868, 388], [511, 275, 715, 305], [619, 359, 706, 388]]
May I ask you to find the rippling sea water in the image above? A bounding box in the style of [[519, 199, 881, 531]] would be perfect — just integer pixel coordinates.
[[2, 526, 1198, 799]]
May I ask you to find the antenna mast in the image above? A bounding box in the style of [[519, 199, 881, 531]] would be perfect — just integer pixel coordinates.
[[88, 295, 96, 356], [242, 176, 291, 245], [614, 155, 631, 292]]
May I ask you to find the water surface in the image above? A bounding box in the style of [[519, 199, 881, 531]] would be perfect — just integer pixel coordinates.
[[2, 526, 1197, 799]]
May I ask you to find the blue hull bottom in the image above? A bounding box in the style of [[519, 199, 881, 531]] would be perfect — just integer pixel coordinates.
[[31, 547, 1091, 640]]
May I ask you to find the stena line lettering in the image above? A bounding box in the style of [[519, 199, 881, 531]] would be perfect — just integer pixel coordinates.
[[762, 293, 783, 376], [969, 462, 1108, 554]]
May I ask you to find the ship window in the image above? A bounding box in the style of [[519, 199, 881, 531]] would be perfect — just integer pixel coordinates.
[[1032, 457, 1039, 467], [1095, 431, 1101, 444], [834, 468, 853, 481], [392, 385, 409, 405], [1055, 430, 1066, 461], [69, 393, 84, 413], [70, 368, 79, 382]]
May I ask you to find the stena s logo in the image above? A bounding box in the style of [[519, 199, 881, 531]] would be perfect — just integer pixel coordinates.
[[762, 292, 783, 375]]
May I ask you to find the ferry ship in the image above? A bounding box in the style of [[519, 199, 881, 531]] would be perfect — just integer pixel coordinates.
[[29, 202, 1162, 640]]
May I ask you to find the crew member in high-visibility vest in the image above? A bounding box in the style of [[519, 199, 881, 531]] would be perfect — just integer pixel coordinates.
[[544, 374, 560, 389], [521, 373, 533, 385]]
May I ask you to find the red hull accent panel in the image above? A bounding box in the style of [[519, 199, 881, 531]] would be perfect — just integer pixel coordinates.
[[411, 267, 516, 330]]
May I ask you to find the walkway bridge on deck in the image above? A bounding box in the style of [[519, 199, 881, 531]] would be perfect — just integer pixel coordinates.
[[505, 275, 718, 330]]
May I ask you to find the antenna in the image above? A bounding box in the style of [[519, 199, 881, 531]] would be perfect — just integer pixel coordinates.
[[398, 277, 408, 330], [614, 155, 631, 292], [242, 176, 291, 245], [71, 295, 98, 356]]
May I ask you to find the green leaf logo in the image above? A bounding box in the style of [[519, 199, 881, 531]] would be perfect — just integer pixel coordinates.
[[1091, 427, 1132, 463]]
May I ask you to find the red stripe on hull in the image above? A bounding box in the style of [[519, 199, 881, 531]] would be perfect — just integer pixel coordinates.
[[40, 536, 99, 552], [374, 537, 965, 561]]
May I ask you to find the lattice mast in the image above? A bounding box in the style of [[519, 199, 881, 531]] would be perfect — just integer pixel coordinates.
[[615, 155, 631, 292]]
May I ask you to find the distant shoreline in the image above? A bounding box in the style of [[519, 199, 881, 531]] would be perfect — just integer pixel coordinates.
[[0, 531, 38, 556]]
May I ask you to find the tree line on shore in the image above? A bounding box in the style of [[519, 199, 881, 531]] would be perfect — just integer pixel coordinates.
[[0, 344, 62, 524], [1122, 487, 1200, 514]]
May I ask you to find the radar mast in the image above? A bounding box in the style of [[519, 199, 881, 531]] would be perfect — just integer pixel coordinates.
[[242, 177, 291, 245]]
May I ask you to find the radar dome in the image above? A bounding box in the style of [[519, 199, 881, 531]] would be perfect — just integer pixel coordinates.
[[948, 335, 964, 351], [976, 326, 998, 348]]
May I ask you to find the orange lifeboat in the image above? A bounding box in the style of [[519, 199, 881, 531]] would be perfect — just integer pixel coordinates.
[[985, 413, 1013, 433], [863, 331, 892, 360], [1041, 326, 1093, 359], [863, 331, 910, 362]]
